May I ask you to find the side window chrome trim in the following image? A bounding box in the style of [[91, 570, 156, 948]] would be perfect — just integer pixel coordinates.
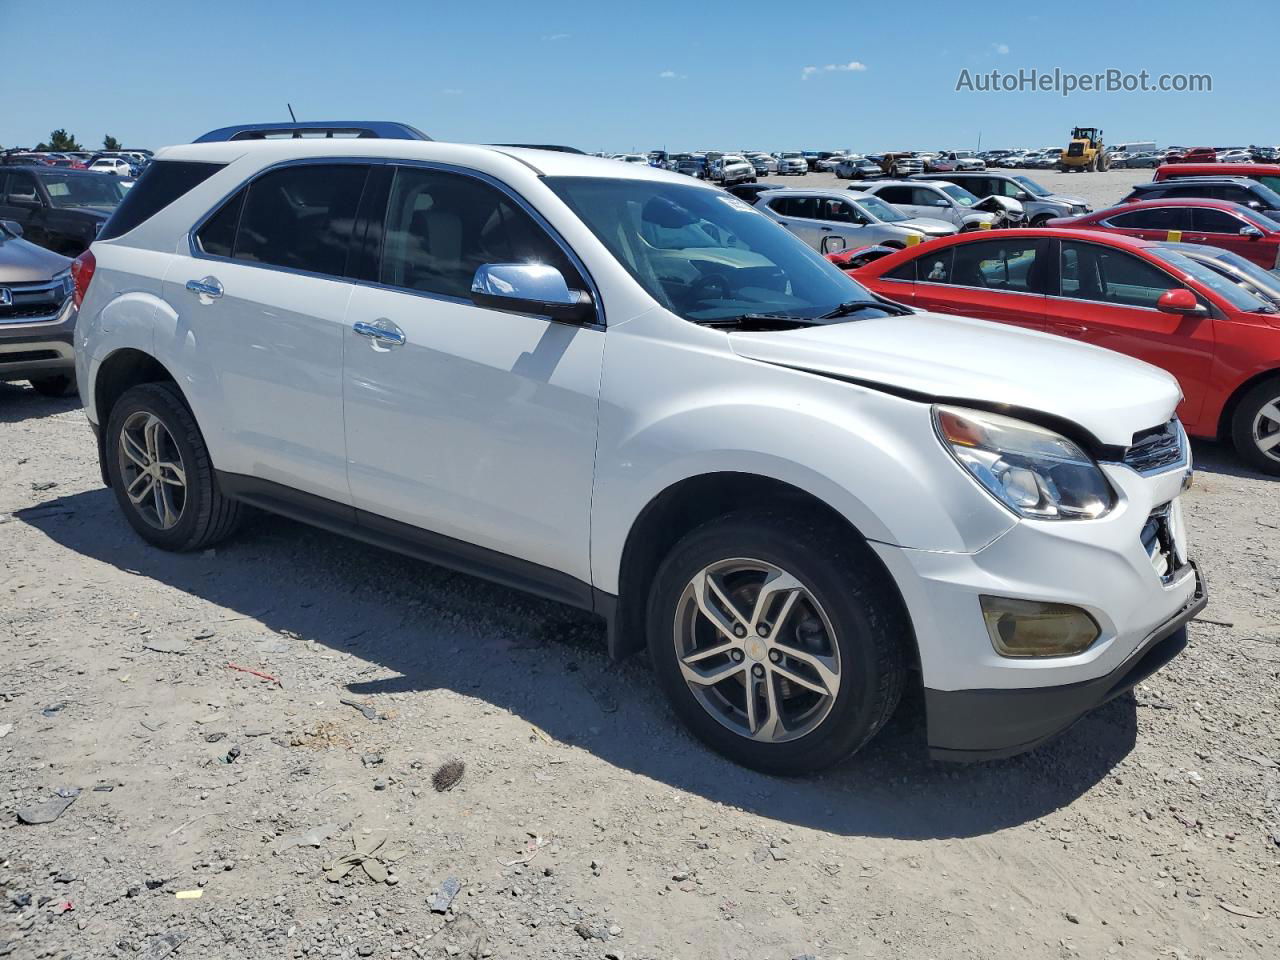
[[186, 155, 606, 328]]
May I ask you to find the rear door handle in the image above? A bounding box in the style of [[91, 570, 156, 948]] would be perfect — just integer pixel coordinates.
[[353, 318, 406, 348], [185, 276, 223, 300], [1050, 322, 1088, 335]]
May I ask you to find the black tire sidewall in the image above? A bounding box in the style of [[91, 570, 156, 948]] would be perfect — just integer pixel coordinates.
[[1231, 378, 1280, 475], [105, 384, 216, 549], [646, 513, 905, 775]]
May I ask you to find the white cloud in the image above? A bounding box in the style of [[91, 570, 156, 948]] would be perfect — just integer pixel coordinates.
[[545, 33, 570, 41], [993, 42, 1010, 54], [442, 88, 464, 95], [658, 69, 686, 79], [801, 60, 868, 79]]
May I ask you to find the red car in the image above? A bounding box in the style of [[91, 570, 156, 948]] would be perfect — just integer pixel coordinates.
[[843, 228, 1280, 472], [1166, 147, 1218, 164], [1154, 162, 1280, 195], [1045, 200, 1280, 270]]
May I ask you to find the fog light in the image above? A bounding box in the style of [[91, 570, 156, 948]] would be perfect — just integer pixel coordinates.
[[980, 596, 1100, 658]]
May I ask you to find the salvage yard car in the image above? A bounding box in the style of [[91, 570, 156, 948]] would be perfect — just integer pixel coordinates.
[[754, 188, 958, 251], [856, 180, 1020, 230], [913, 171, 1090, 226], [0, 219, 77, 395], [1046, 199, 1280, 270], [0, 166, 128, 256], [72, 125, 1203, 772], [846, 228, 1280, 473]]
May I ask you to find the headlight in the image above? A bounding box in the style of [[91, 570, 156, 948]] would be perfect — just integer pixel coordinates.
[[934, 405, 1116, 520]]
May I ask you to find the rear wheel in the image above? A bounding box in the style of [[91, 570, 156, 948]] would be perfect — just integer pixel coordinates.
[[105, 382, 243, 550], [29, 374, 76, 398], [1230, 377, 1280, 475], [646, 511, 909, 775]]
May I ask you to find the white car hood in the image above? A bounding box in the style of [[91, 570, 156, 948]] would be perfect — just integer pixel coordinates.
[[729, 311, 1181, 447]]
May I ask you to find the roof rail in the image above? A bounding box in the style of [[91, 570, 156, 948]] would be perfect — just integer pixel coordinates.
[[193, 121, 431, 143], [490, 144, 586, 155]]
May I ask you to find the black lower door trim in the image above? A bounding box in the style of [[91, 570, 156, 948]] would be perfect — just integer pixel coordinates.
[[215, 471, 597, 613]]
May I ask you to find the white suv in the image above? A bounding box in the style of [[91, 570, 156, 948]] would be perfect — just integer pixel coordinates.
[[71, 125, 1205, 773]]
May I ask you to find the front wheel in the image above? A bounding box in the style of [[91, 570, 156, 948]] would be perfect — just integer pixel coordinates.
[[1230, 377, 1280, 475], [105, 382, 243, 550], [646, 511, 909, 775]]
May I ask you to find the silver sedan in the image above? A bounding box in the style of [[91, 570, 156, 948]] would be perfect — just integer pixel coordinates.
[[751, 188, 957, 254]]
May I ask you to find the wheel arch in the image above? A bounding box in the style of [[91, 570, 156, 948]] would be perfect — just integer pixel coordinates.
[[606, 471, 919, 669], [1214, 367, 1280, 441], [91, 348, 182, 486]]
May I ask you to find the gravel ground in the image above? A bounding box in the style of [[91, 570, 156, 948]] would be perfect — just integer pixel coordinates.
[[2, 168, 1279, 960]]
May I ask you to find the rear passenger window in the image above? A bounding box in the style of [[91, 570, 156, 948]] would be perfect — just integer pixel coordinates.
[[201, 164, 370, 277], [950, 239, 1043, 292], [378, 167, 582, 300], [196, 189, 244, 258], [916, 249, 954, 283], [99, 160, 224, 241]]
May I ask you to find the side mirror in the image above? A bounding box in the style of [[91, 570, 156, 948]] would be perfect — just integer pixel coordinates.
[[1240, 226, 1264, 240], [471, 263, 596, 325], [821, 235, 848, 255], [1156, 288, 1206, 316], [1016, 191, 1032, 201], [1246, 201, 1262, 210], [0, 219, 23, 237]]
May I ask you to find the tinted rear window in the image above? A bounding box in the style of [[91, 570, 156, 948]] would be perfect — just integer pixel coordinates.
[[98, 160, 223, 241]]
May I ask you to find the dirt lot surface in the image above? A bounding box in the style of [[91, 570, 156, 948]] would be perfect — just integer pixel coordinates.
[[2, 168, 1279, 960]]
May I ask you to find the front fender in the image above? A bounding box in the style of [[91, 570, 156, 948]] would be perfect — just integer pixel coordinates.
[[589, 318, 1016, 594]]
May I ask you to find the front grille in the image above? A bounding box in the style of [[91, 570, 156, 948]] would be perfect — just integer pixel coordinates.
[[1, 278, 67, 324], [1124, 420, 1185, 473], [0, 304, 62, 322]]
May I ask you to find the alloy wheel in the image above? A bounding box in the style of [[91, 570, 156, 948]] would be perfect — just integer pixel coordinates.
[[1252, 397, 1280, 463], [118, 411, 188, 529], [672, 558, 841, 743]]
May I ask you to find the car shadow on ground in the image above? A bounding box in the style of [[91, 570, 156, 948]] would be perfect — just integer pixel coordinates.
[[0, 380, 81, 424], [20, 485, 1139, 841], [1189, 438, 1277, 482]]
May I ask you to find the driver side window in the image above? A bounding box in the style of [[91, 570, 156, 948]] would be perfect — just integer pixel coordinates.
[[379, 167, 583, 299]]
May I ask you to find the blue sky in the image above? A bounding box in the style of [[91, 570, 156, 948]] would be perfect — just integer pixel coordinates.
[[2, 0, 1272, 153]]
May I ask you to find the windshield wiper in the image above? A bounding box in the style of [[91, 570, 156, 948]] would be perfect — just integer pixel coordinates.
[[694, 313, 826, 330], [820, 299, 913, 319]]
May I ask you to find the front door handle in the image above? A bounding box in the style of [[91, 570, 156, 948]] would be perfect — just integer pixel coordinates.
[[353, 318, 406, 348], [185, 276, 223, 300], [1050, 321, 1088, 335]]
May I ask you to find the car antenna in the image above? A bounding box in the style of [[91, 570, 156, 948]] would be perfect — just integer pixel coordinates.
[[287, 103, 298, 122]]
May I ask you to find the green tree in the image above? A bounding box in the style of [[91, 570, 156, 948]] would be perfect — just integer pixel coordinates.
[[103, 134, 122, 151], [35, 129, 83, 152]]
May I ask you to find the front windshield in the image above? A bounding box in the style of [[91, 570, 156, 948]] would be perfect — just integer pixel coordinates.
[[1180, 248, 1280, 301], [941, 184, 979, 207], [1151, 248, 1276, 313], [781, 152, 803, 159], [1013, 176, 1051, 197], [40, 174, 126, 209], [545, 177, 876, 324], [856, 195, 909, 223]]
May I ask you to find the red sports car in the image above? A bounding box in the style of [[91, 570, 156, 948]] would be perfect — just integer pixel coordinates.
[[1044, 200, 1280, 270], [843, 228, 1280, 472]]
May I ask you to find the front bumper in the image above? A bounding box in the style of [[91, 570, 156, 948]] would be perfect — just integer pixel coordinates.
[[0, 298, 77, 381], [925, 563, 1205, 760], [870, 458, 1202, 760]]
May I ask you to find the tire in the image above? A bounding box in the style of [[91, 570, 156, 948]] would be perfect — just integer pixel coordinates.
[[104, 382, 243, 550], [29, 374, 77, 398], [1029, 214, 1053, 228], [645, 510, 909, 775], [1230, 376, 1280, 475]]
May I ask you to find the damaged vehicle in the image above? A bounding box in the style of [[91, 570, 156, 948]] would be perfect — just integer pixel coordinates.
[[753, 188, 958, 252], [857, 180, 1023, 230], [73, 129, 1203, 773]]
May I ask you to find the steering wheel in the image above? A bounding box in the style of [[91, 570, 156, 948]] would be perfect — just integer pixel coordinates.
[[690, 272, 732, 303]]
